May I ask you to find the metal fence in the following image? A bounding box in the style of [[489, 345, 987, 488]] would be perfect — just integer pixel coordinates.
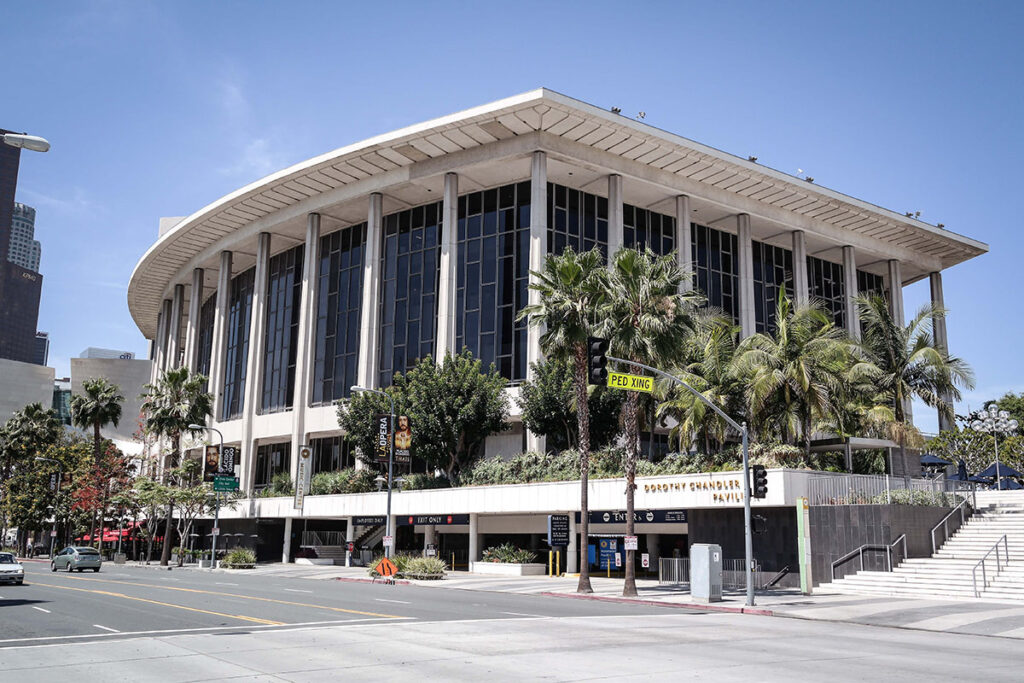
[[806, 473, 973, 506], [658, 557, 767, 590], [300, 530, 347, 547]]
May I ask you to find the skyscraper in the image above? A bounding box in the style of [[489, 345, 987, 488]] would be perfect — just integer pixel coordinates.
[[0, 128, 44, 363], [9, 202, 41, 271]]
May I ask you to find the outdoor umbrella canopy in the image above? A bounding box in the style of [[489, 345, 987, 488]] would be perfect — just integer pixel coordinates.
[[958, 459, 969, 482], [969, 475, 993, 483], [976, 463, 1024, 480], [998, 479, 1024, 490], [920, 453, 953, 466]]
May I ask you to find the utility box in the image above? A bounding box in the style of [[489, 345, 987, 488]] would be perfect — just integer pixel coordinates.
[[690, 543, 723, 603]]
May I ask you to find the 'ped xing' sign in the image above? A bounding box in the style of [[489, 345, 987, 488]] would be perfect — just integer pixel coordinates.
[[607, 371, 653, 393]]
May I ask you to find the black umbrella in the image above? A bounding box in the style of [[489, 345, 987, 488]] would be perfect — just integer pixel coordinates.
[[969, 475, 993, 483], [920, 453, 953, 467], [958, 459, 969, 482], [999, 479, 1023, 490], [977, 462, 1024, 480]]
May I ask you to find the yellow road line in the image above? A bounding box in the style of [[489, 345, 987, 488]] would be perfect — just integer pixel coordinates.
[[49, 575, 405, 619], [29, 581, 283, 625]]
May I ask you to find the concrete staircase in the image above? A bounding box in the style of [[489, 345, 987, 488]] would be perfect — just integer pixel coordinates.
[[825, 491, 1024, 601]]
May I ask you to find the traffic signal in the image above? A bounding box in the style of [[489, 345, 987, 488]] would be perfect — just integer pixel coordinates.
[[751, 464, 768, 498], [752, 514, 767, 534], [587, 337, 609, 385]]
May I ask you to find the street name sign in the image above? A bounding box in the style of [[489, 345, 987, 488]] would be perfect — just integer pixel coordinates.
[[607, 371, 653, 393], [213, 476, 239, 492]]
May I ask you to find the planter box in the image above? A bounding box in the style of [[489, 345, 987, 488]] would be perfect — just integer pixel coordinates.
[[295, 558, 335, 566], [470, 562, 547, 576]]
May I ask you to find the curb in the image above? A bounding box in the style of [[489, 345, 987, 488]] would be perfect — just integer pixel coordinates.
[[539, 591, 774, 616], [334, 576, 411, 586]]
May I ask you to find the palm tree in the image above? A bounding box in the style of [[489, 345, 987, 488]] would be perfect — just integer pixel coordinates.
[[71, 378, 124, 547], [657, 310, 741, 454], [734, 295, 851, 455], [604, 247, 699, 597], [141, 367, 212, 566], [518, 246, 608, 594]]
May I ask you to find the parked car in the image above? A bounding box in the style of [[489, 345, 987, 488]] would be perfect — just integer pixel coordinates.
[[0, 552, 24, 584], [51, 546, 102, 573]]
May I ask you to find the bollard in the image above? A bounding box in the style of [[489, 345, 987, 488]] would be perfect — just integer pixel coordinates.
[[548, 550, 553, 577]]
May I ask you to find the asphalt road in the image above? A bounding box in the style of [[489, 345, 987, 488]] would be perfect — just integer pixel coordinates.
[[4, 561, 1024, 681]]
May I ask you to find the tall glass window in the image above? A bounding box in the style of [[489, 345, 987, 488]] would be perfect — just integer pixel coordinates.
[[624, 204, 675, 255], [378, 203, 441, 386], [254, 442, 290, 489], [456, 182, 531, 382], [547, 183, 608, 258], [857, 270, 884, 298], [753, 241, 794, 334], [692, 223, 739, 324], [196, 293, 216, 384], [221, 267, 254, 421], [313, 224, 365, 404], [261, 245, 304, 413], [310, 435, 355, 475], [808, 256, 845, 328]]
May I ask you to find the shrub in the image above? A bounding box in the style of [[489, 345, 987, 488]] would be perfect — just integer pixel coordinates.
[[222, 547, 256, 567], [403, 556, 447, 579], [871, 489, 955, 507], [482, 543, 536, 564], [402, 473, 452, 490], [309, 468, 381, 495]]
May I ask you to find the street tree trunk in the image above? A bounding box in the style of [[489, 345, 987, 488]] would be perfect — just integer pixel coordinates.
[[574, 343, 593, 594], [160, 432, 181, 566], [623, 376, 640, 597]]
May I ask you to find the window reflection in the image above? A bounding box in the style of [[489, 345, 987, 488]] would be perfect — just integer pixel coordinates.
[[221, 267, 254, 421], [314, 224, 365, 403], [262, 245, 304, 413]]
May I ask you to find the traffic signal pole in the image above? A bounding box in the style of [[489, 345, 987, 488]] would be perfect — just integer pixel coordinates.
[[604, 354, 756, 607]]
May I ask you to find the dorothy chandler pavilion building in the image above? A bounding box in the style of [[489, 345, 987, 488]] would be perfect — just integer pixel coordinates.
[[129, 89, 986, 570]]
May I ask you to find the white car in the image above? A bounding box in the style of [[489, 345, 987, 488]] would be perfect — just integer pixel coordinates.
[[0, 552, 24, 585]]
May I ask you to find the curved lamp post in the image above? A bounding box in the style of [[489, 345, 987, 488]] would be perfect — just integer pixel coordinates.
[[35, 457, 62, 557], [1, 132, 51, 153], [971, 405, 1019, 489], [351, 385, 395, 558]]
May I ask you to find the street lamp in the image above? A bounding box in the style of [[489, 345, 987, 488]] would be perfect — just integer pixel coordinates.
[[971, 405, 1018, 489], [351, 385, 396, 558], [1, 132, 51, 153], [35, 457, 61, 557], [189, 423, 224, 569]]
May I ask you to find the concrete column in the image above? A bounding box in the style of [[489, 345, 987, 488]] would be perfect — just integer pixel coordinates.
[[567, 513, 578, 574], [184, 268, 204, 373], [887, 259, 905, 326], [167, 284, 185, 370], [675, 195, 693, 291], [290, 213, 321, 488], [344, 516, 354, 567], [153, 300, 170, 379], [209, 251, 233, 422], [240, 233, 271, 494], [792, 231, 809, 306], [357, 194, 383, 389], [282, 517, 293, 564], [647, 533, 661, 567], [930, 272, 954, 432], [736, 214, 756, 338], [468, 512, 480, 566], [842, 246, 860, 339], [526, 153, 548, 455], [424, 524, 436, 553], [607, 174, 624, 260], [435, 173, 459, 362]]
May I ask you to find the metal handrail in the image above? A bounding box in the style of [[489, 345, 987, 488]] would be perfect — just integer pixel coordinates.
[[972, 535, 1009, 598], [931, 496, 973, 555], [831, 534, 908, 582], [890, 534, 908, 568]]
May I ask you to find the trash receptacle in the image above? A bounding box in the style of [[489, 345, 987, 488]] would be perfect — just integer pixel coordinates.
[[690, 543, 722, 603]]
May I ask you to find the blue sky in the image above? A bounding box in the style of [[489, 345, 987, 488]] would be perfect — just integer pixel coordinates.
[[3, 1, 1021, 433]]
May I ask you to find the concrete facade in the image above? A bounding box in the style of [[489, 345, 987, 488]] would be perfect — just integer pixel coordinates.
[[0, 357, 55, 424], [70, 357, 154, 445]]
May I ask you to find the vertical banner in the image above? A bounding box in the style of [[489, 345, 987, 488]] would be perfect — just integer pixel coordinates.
[[394, 415, 412, 463], [220, 446, 237, 475], [203, 445, 220, 482], [294, 445, 312, 511], [375, 414, 391, 462]]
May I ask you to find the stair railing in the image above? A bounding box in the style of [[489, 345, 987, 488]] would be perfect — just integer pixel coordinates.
[[931, 496, 973, 555], [972, 535, 1010, 598]]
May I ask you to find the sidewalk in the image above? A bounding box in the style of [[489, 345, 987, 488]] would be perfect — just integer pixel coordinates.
[[99, 560, 1024, 639]]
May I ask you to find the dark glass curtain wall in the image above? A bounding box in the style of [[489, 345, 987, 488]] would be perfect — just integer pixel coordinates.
[[261, 245, 304, 413], [254, 442, 290, 489], [547, 183, 608, 258], [753, 241, 794, 334], [313, 224, 365, 404], [221, 267, 254, 420], [624, 203, 674, 255]]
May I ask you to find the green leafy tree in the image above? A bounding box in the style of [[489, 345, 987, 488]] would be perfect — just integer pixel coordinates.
[[603, 247, 699, 597], [164, 459, 214, 567], [518, 246, 609, 594], [134, 477, 169, 564], [140, 367, 212, 566], [989, 392, 1024, 427], [0, 403, 63, 549], [734, 295, 851, 455], [517, 358, 624, 452], [338, 350, 508, 483]]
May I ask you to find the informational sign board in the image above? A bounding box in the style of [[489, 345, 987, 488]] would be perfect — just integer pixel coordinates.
[[294, 445, 312, 511], [547, 514, 570, 547], [212, 527, 220, 536], [383, 535, 394, 548], [641, 553, 650, 568], [399, 514, 470, 526], [347, 542, 355, 553], [576, 509, 687, 524], [203, 445, 220, 482], [50, 529, 57, 537], [607, 371, 653, 393], [624, 535, 638, 551], [220, 446, 237, 475], [375, 414, 391, 461], [213, 476, 239, 492], [614, 553, 622, 568], [598, 538, 618, 569], [48, 472, 58, 492], [353, 515, 387, 526]]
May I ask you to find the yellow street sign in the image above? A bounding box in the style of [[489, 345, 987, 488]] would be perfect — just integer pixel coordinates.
[[607, 371, 653, 393]]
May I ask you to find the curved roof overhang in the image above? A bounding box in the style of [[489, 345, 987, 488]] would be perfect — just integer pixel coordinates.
[[129, 88, 987, 338]]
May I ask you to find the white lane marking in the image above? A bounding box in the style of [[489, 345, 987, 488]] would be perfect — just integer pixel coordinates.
[[31, 606, 51, 613], [215, 582, 238, 586], [93, 624, 119, 633], [374, 598, 411, 604], [501, 611, 546, 618], [285, 588, 313, 593], [0, 617, 414, 648]]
